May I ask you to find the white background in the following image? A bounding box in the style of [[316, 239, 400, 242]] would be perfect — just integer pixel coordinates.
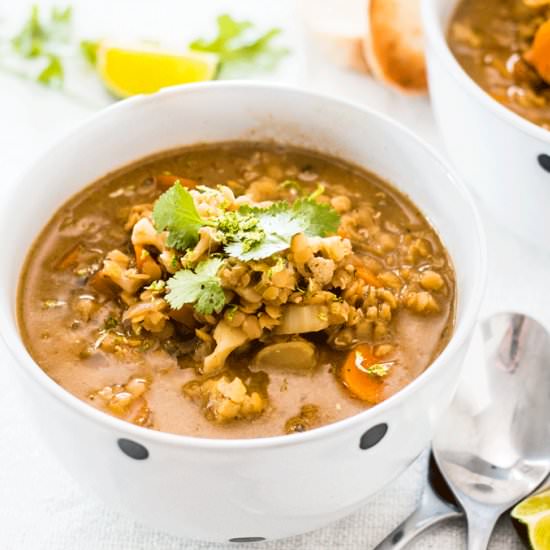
[[1, 1, 548, 548]]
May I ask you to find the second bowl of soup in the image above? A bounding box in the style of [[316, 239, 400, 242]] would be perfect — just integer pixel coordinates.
[[0, 82, 485, 541], [423, 0, 550, 249]]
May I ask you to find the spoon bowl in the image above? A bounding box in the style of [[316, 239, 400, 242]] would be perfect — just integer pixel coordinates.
[[434, 313, 550, 549]]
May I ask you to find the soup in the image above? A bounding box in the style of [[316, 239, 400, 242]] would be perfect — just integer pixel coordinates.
[[448, 0, 550, 130], [18, 143, 455, 439]]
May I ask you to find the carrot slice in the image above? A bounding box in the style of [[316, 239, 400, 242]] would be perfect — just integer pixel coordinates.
[[55, 243, 83, 271], [525, 20, 550, 84], [341, 344, 386, 404], [155, 174, 197, 190]]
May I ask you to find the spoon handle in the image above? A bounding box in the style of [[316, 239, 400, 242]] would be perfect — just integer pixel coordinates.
[[465, 509, 499, 550], [373, 483, 462, 549]]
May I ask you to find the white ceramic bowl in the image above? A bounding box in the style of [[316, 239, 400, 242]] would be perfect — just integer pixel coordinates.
[[423, 0, 550, 250], [0, 82, 485, 542]]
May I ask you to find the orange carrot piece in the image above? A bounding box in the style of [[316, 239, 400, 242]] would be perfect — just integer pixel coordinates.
[[355, 266, 382, 288], [155, 174, 197, 190], [55, 243, 83, 271], [525, 20, 550, 84], [341, 344, 385, 404]]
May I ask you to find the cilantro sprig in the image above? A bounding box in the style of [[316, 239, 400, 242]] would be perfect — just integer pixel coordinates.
[[190, 14, 288, 77], [8, 4, 72, 88], [165, 258, 225, 315], [152, 182, 341, 261]]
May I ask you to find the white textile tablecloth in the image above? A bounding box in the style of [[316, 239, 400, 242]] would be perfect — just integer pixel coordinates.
[[1, 1, 548, 548]]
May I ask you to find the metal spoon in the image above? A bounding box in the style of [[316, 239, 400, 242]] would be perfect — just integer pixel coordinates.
[[373, 453, 462, 549], [433, 313, 550, 549]]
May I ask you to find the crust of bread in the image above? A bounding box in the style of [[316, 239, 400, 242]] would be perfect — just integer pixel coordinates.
[[364, 0, 427, 94]]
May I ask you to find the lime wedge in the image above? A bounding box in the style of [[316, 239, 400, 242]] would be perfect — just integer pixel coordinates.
[[512, 489, 550, 550], [97, 42, 219, 98]]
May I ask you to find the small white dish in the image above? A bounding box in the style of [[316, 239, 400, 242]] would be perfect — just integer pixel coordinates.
[[423, 0, 550, 250], [0, 82, 485, 542]]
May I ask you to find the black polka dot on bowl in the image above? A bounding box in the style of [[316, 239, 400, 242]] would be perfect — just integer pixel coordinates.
[[117, 438, 149, 460], [359, 423, 388, 450], [229, 537, 266, 543], [538, 154, 550, 173]]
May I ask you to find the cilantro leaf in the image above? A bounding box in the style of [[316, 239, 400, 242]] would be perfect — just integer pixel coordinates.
[[152, 182, 204, 250], [222, 200, 340, 261], [37, 54, 64, 87], [292, 198, 341, 237], [80, 40, 99, 66], [165, 258, 225, 315], [190, 14, 288, 77]]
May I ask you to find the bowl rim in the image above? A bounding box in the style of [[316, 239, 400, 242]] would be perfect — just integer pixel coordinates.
[[421, 0, 550, 144], [0, 81, 487, 451]]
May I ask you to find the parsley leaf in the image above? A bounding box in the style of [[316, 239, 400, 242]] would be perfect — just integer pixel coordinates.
[[37, 54, 64, 87], [165, 258, 225, 315], [222, 199, 340, 261], [152, 182, 204, 250], [190, 14, 288, 77], [80, 40, 99, 66]]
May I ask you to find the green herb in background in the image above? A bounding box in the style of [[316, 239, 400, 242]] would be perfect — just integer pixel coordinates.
[[190, 14, 288, 77], [80, 39, 99, 66], [11, 5, 46, 58], [1, 6, 288, 96], [37, 53, 63, 87], [9, 4, 72, 87]]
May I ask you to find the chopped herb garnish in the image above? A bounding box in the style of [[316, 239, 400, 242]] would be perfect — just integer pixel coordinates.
[[355, 351, 393, 378], [280, 180, 303, 195], [225, 304, 238, 321], [222, 199, 340, 260], [165, 258, 225, 315], [190, 14, 288, 77], [151, 180, 340, 261], [103, 315, 119, 331], [145, 280, 166, 292], [267, 257, 285, 279]]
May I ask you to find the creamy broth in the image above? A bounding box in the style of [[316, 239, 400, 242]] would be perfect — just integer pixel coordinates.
[[18, 143, 455, 439]]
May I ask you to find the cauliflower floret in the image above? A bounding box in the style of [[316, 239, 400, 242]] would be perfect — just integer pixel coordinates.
[[184, 376, 266, 423], [191, 185, 236, 219], [307, 256, 336, 287], [122, 298, 170, 333], [99, 250, 150, 295], [302, 236, 352, 263], [131, 217, 166, 252], [187, 226, 220, 263], [202, 320, 249, 375]]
